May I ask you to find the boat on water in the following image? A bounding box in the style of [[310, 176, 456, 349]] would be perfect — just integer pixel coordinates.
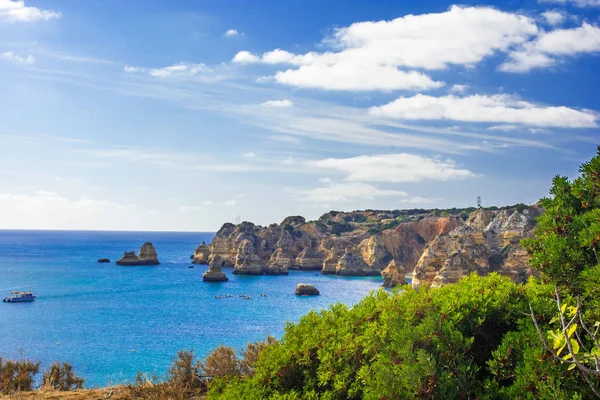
[[3, 292, 36, 303]]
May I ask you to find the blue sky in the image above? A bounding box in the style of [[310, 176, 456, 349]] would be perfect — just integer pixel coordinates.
[[0, 0, 598, 231]]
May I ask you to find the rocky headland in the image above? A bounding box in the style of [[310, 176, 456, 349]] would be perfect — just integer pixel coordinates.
[[193, 205, 541, 288], [116, 242, 160, 266]]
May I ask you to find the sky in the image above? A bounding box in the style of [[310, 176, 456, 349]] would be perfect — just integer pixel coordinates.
[[0, 0, 599, 231]]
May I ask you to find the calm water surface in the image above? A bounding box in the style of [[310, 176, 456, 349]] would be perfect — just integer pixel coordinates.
[[0, 230, 383, 387]]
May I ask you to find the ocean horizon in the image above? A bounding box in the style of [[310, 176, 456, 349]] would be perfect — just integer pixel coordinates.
[[0, 229, 383, 387]]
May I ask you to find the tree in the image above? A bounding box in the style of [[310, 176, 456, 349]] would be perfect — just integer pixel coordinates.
[[523, 147, 600, 397], [523, 146, 600, 292]]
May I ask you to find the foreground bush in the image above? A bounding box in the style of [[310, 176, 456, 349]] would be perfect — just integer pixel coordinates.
[[207, 274, 596, 399], [42, 361, 85, 391], [0, 356, 40, 394]]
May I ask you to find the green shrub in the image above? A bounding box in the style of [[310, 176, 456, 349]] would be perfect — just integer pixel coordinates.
[[42, 361, 84, 391]]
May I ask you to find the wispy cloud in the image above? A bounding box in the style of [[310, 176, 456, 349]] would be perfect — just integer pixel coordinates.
[[308, 153, 476, 183], [1, 51, 34, 65], [290, 182, 408, 203], [261, 99, 293, 108]]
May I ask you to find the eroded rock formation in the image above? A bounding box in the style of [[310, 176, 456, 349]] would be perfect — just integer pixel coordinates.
[[192, 241, 210, 265], [116, 242, 160, 266], [203, 255, 229, 282], [196, 205, 541, 285], [381, 260, 407, 288], [412, 206, 542, 289]]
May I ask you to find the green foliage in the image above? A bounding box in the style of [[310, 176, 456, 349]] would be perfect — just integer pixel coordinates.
[[209, 274, 592, 399], [42, 361, 84, 391], [327, 221, 353, 236], [0, 356, 40, 394], [523, 147, 600, 293]]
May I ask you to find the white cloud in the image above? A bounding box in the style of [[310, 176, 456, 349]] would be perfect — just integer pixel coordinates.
[[232, 50, 260, 63], [450, 84, 469, 94], [149, 62, 211, 78], [224, 29, 240, 37], [318, 177, 331, 183], [1, 51, 34, 65], [538, 0, 600, 7], [124, 65, 142, 73], [274, 65, 443, 92], [501, 23, 600, 72], [487, 124, 521, 131], [261, 99, 293, 108], [232, 6, 538, 91], [309, 153, 476, 183], [292, 182, 408, 203], [541, 10, 566, 26], [0, 0, 60, 22], [225, 199, 237, 206], [243, 152, 256, 158], [369, 94, 597, 128], [202, 200, 213, 206], [125, 62, 213, 78]]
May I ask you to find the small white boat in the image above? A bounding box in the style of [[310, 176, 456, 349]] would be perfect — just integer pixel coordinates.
[[3, 292, 36, 303]]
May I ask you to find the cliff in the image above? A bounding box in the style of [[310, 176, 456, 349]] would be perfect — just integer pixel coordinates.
[[412, 206, 543, 289], [195, 208, 477, 278]]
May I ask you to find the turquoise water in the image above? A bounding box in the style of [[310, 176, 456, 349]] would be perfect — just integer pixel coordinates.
[[0, 230, 383, 387]]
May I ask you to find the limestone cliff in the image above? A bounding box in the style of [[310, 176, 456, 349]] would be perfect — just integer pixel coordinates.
[[197, 209, 470, 277], [412, 206, 542, 289], [196, 205, 540, 282]]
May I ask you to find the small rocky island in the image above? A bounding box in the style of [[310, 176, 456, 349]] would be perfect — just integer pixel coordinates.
[[295, 283, 319, 296], [116, 242, 160, 266], [193, 205, 542, 289]]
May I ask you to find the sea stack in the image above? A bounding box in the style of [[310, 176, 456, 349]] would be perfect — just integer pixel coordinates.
[[116, 242, 160, 266], [203, 255, 229, 282], [97, 258, 110, 263], [295, 283, 320, 296], [192, 241, 210, 265], [381, 260, 407, 288]]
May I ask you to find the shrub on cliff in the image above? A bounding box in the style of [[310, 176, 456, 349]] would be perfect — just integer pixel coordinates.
[[42, 361, 84, 391], [0, 356, 40, 394]]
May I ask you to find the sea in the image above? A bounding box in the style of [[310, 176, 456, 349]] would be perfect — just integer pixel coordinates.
[[0, 230, 384, 387]]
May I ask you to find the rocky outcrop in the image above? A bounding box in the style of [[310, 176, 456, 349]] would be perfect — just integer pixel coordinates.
[[116, 242, 160, 266], [197, 206, 540, 281], [412, 206, 542, 289], [97, 258, 110, 263], [381, 260, 407, 288], [192, 241, 210, 265], [203, 255, 229, 282], [295, 283, 320, 296]]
